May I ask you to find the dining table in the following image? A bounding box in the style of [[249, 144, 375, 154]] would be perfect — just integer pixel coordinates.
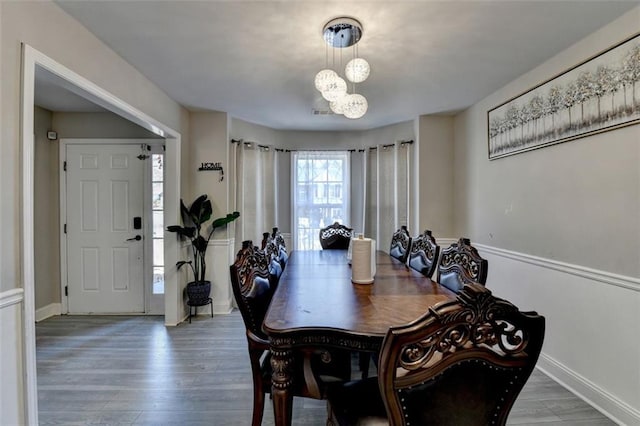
[[262, 249, 457, 426]]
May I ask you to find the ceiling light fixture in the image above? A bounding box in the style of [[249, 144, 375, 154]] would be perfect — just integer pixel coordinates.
[[315, 17, 369, 119]]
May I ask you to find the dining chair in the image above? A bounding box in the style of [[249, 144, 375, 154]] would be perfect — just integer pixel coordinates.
[[230, 241, 350, 426], [437, 237, 488, 293], [260, 232, 270, 250], [407, 229, 440, 278], [389, 225, 411, 264], [327, 283, 545, 426], [262, 232, 283, 286], [271, 227, 288, 267], [319, 222, 353, 250]]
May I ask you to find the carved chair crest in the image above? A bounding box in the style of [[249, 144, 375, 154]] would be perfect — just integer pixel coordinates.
[[272, 227, 286, 250], [319, 222, 353, 250], [263, 235, 279, 261], [438, 237, 488, 288], [408, 229, 440, 278], [389, 225, 412, 263]]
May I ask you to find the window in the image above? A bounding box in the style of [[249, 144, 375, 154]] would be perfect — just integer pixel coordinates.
[[293, 151, 350, 250], [151, 153, 164, 294]]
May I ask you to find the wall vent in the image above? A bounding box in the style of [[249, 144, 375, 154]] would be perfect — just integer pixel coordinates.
[[312, 108, 335, 115]]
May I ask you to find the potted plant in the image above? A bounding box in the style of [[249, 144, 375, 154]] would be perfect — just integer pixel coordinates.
[[167, 194, 240, 305]]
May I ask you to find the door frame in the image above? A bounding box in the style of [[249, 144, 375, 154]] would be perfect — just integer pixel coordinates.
[[21, 44, 182, 425], [59, 139, 163, 314]]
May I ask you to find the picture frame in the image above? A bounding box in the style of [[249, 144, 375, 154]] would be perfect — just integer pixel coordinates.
[[488, 32, 640, 160]]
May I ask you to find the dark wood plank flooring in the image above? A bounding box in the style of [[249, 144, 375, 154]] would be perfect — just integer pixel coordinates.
[[36, 313, 615, 425]]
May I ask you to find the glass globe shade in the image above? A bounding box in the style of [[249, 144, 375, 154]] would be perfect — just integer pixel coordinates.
[[321, 76, 347, 102], [330, 94, 348, 115], [314, 69, 338, 92], [345, 58, 370, 83], [343, 94, 368, 119]]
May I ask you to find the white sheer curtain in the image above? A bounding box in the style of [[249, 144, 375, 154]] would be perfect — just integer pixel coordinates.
[[366, 142, 411, 252], [349, 149, 367, 236], [274, 149, 291, 238], [234, 141, 276, 250], [365, 147, 377, 243]]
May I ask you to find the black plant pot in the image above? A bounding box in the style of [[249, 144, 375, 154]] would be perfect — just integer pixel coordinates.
[[186, 281, 211, 305]]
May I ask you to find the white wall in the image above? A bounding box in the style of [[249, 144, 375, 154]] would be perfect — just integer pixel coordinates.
[[0, 290, 25, 426], [453, 7, 640, 424]]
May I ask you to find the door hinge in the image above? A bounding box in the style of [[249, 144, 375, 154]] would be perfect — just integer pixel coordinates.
[[64, 224, 67, 234], [65, 286, 68, 296], [63, 161, 67, 171]]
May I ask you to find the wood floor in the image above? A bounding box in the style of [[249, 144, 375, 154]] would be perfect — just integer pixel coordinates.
[[36, 312, 615, 426]]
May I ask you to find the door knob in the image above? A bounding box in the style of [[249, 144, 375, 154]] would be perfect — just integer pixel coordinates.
[[126, 235, 142, 241]]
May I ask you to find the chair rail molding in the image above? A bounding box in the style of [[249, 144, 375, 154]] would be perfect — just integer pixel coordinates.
[[475, 243, 640, 292], [0, 288, 24, 308]]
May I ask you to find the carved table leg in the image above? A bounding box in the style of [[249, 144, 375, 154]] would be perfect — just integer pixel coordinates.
[[271, 347, 294, 426]]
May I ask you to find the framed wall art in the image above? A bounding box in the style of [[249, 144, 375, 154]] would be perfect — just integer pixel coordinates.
[[488, 32, 640, 160]]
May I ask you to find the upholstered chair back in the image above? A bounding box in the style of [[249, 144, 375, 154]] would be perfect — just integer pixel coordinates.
[[437, 238, 488, 293], [389, 225, 412, 264], [230, 240, 273, 340], [407, 229, 440, 278], [319, 222, 353, 250]]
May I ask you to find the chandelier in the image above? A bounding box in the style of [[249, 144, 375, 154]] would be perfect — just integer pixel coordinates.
[[315, 17, 370, 119]]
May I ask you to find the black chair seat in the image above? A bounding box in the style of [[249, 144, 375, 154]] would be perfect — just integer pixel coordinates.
[[327, 377, 387, 426]]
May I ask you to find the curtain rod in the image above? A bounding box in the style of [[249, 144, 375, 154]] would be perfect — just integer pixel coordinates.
[[230, 139, 414, 150]]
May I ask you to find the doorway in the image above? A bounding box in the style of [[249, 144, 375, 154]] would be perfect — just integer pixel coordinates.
[[62, 141, 167, 314], [22, 44, 182, 424]]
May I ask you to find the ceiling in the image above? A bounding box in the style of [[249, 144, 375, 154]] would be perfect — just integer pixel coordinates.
[[42, 0, 638, 131]]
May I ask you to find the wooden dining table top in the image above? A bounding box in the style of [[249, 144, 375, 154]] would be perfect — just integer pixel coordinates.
[[263, 249, 457, 339]]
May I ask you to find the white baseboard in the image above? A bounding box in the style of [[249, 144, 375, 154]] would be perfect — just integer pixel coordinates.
[[538, 354, 640, 426], [35, 303, 61, 322], [213, 297, 233, 315]]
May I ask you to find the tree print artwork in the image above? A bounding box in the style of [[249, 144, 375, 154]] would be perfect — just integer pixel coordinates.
[[488, 34, 640, 159]]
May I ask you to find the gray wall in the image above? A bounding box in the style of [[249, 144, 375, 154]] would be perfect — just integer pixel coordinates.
[[52, 112, 161, 139], [32, 110, 163, 312], [451, 8, 640, 421], [33, 107, 60, 311], [452, 10, 640, 278], [1, 0, 187, 294], [416, 115, 455, 238], [1, 1, 188, 421]]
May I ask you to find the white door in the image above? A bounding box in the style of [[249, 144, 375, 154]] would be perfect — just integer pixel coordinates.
[[65, 144, 145, 313]]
